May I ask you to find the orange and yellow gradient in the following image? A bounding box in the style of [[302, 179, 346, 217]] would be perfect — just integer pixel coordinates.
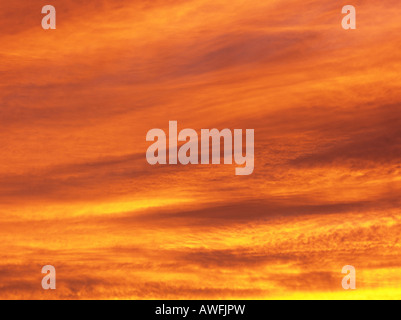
[[1, 0, 401, 299]]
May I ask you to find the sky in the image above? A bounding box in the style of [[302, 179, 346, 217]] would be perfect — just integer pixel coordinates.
[[0, 0, 401, 299]]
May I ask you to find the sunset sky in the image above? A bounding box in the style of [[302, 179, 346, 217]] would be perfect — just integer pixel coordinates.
[[1, 0, 401, 299]]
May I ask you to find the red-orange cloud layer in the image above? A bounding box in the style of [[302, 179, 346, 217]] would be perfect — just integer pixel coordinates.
[[1, 0, 401, 299]]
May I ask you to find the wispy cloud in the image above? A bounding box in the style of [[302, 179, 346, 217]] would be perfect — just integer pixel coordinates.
[[1, 0, 401, 299]]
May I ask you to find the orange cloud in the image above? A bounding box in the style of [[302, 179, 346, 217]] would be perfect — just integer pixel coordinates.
[[1, 0, 401, 299]]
